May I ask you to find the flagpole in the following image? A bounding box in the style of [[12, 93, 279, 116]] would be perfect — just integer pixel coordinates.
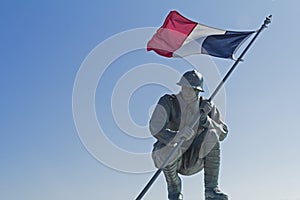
[[208, 15, 272, 101], [135, 15, 272, 200]]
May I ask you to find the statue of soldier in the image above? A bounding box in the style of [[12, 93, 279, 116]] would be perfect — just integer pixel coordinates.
[[150, 70, 228, 200]]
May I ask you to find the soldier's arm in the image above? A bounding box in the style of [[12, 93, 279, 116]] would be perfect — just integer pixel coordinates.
[[201, 100, 228, 141], [209, 104, 228, 141], [149, 95, 177, 145]]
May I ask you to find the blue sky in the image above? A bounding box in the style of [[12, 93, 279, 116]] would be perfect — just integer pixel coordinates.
[[1, 1, 300, 200]]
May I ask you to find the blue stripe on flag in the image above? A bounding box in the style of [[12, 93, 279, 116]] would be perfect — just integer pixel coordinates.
[[200, 31, 254, 59]]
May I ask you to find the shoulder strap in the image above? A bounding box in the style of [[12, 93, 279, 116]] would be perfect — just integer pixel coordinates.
[[199, 96, 203, 107]]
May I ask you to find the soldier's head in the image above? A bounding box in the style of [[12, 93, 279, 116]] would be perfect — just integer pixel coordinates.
[[177, 70, 204, 99]]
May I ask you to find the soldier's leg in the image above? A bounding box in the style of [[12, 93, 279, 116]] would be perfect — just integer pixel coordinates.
[[163, 161, 183, 200], [152, 142, 183, 199], [202, 130, 228, 200]]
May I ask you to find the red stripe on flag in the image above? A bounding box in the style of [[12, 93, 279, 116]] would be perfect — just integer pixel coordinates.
[[147, 11, 197, 57]]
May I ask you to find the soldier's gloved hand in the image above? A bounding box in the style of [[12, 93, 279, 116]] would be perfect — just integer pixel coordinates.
[[200, 101, 212, 116], [199, 101, 213, 127], [199, 112, 212, 128], [177, 126, 195, 141]]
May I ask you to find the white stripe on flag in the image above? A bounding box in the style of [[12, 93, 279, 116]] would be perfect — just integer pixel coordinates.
[[182, 24, 225, 46], [174, 24, 226, 57]]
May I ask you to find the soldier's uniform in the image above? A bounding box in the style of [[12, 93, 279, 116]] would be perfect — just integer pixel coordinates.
[[150, 70, 228, 200]]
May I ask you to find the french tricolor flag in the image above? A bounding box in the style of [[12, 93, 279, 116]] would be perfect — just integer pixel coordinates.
[[147, 11, 255, 59]]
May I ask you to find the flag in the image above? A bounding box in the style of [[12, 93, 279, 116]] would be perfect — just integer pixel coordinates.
[[147, 10, 255, 59]]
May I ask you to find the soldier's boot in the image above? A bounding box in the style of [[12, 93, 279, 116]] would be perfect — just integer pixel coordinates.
[[163, 161, 183, 200], [204, 142, 228, 200]]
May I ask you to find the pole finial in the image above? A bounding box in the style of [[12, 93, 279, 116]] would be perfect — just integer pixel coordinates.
[[264, 15, 272, 27]]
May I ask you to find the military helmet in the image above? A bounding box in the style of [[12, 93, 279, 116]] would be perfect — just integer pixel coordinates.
[[177, 70, 204, 92]]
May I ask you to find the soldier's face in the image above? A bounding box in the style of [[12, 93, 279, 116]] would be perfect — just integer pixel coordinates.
[[181, 86, 199, 100]]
